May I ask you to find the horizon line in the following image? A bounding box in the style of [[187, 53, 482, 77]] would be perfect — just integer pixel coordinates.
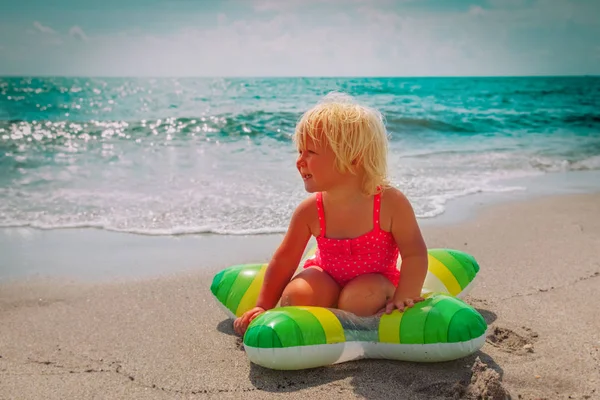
[[1, 74, 599, 79]]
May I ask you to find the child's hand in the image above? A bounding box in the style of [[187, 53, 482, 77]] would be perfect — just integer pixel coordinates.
[[233, 307, 266, 336], [380, 296, 425, 315]]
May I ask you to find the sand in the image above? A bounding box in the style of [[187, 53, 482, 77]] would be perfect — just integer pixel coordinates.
[[1, 193, 599, 399]]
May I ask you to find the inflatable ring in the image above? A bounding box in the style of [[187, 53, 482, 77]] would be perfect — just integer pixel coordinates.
[[211, 247, 487, 370]]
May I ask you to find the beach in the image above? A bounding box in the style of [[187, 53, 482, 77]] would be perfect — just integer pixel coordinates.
[[1, 192, 599, 399], [1, 75, 599, 399], [1, 0, 599, 395]]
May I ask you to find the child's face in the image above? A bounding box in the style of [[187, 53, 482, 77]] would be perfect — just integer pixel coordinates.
[[296, 134, 345, 193]]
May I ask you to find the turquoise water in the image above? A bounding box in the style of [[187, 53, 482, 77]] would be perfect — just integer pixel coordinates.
[[1, 76, 599, 235]]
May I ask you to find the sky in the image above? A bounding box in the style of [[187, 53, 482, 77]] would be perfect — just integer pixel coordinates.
[[0, 0, 598, 77]]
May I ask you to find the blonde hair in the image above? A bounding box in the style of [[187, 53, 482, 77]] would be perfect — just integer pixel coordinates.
[[293, 92, 390, 195]]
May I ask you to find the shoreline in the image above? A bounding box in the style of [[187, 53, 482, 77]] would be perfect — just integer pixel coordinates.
[[1, 191, 599, 399], [419, 169, 600, 227], [2, 169, 600, 283]]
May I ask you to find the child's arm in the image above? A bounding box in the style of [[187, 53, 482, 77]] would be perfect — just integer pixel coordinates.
[[233, 197, 313, 335], [255, 197, 313, 309], [386, 189, 429, 313]]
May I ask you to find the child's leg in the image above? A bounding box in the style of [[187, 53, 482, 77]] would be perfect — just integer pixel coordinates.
[[338, 274, 395, 316], [280, 266, 340, 308]]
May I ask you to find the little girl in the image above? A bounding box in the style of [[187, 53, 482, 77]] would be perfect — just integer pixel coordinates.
[[234, 92, 429, 336]]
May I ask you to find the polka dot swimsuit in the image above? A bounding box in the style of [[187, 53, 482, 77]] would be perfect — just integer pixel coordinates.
[[303, 192, 401, 287]]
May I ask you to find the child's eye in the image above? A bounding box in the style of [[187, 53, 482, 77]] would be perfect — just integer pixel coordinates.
[[298, 149, 317, 155]]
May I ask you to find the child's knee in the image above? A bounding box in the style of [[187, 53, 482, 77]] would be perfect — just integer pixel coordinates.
[[280, 279, 315, 306], [280, 268, 339, 308], [338, 274, 394, 316]]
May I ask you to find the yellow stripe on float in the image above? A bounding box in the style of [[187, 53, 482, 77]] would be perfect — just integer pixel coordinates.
[[378, 311, 403, 343], [298, 306, 345, 344], [235, 265, 267, 316], [427, 254, 462, 296]]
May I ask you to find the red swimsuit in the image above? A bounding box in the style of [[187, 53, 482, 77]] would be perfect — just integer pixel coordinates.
[[303, 192, 401, 287]]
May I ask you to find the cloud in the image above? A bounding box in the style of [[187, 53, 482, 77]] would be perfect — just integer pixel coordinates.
[[69, 26, 89, 42], [70, 4, 596, 76], [253, 0, 303, 12], [487, 0, 533, 9], [31, 21, 63, 45], [217, 13, 228, 26], [253, 0, 390, 12], [468, 5, 486, 16], [3, 1, 598, 76], [78, 11, 466, 76], [33, 21, 56, 34]]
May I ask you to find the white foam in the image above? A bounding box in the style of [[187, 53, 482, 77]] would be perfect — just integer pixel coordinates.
[[2, 131, 599, 237], [571, 155, 600, 171], [416, 185, 527, 219], [0, 220, 288, 237]]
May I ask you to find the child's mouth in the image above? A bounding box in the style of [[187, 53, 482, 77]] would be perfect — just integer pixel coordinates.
[[303, 174, 313, 180]]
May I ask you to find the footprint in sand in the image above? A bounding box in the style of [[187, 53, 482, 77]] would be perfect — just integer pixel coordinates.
[[235, 337, 245, 351], [486, 326, 537, 355]]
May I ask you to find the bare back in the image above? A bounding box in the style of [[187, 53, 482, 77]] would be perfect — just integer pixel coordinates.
[[304, 188, 397, 240]]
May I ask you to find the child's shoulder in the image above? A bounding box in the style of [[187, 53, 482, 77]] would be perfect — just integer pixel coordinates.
[[295, 193, 318, 213], [291, 194, 320, 235], [380, 187, 416, 228], [381, 186, 410, 205]]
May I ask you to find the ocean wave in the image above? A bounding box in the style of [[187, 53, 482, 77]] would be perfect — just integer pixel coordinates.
[[0, 111, 300, 147], [571, 155, 600, 170], [0, 184, 529, 236], [416, 185, 527, 218], [0, 220, 288, 236], [2, 76, 600, 239], [386, 116, 476, 133], [561, 113, 600, 126], [1, 114, 483, 150], [530, 155, 600, 172]]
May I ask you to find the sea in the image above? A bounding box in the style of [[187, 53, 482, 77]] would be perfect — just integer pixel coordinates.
[[1, 76, 599, 237]]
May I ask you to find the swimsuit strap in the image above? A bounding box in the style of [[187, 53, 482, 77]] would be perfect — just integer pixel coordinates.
[[318, 191, 381, 236], [373, 192, 382, 232], [316, 192, 326, 237]]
